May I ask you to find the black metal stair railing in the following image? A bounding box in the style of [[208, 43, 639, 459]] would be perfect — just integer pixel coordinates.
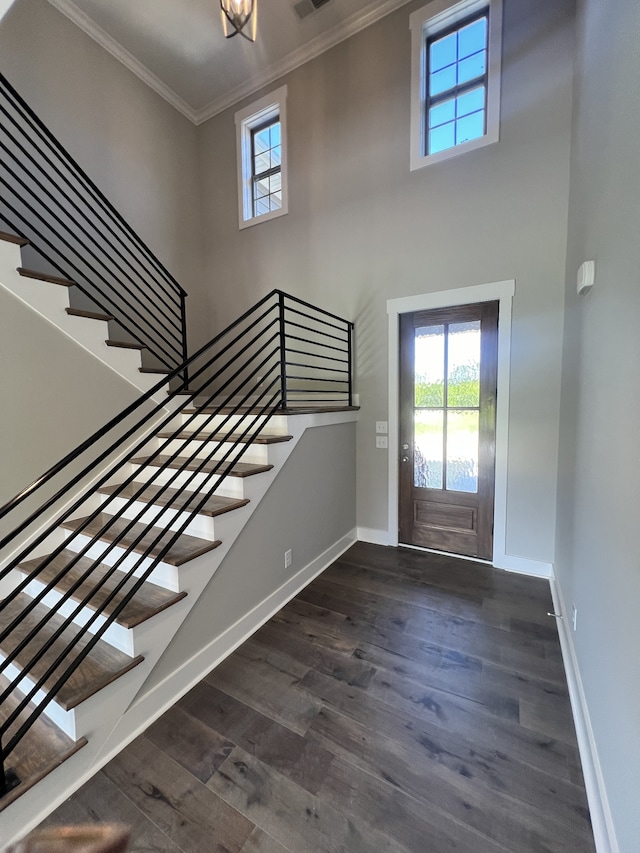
[[0, 71, 188, 374], [0, 289, 354, 796]]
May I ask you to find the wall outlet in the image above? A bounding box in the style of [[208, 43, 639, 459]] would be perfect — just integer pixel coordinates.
[[571, 603, 578, 632], [376, 421, 388, 434], [375, 436, 388, 449], [284, 549, 292, 569]]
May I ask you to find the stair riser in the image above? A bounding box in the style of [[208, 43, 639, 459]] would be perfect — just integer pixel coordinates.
[[126, 465, 247, 499], [60, 533, 181, 592], [182, 413, 290, 433], [16, 576, 136, 657], [0, 656, 76, 739], [147, 438, 271, 465], [94, 495, 218, 541]]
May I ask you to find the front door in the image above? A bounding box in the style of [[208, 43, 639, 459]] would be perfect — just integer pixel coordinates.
[[399, 301, 498, 559]]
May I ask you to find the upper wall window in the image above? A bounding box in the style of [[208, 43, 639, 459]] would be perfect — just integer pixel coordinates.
[[410, 0, 502, 171], [235, 86, 288, 229]]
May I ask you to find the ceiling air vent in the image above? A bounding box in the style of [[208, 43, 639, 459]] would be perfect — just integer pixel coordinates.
[[294, 0, 332, 20]]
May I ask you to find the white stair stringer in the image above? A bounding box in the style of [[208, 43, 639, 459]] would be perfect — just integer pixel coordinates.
[[0, 237, 169, 403], [0, 408, 358, 846]]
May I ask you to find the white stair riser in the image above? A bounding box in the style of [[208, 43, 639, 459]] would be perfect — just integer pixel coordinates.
[[128, 464, 247, 499], [145, 438, 271, 466], [0, 655, 76, 739], [16, 575, 136, 657], [60, 531, 181, 592], [182, 413, 289, 433], [94, 494, 218, 541]]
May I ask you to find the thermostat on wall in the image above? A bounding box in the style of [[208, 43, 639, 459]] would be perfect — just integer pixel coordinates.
[[577, 260, 595, 295]]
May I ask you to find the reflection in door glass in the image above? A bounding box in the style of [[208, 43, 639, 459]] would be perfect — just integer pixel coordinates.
[[414, 326, 444, 406], [446, 410, 479, 492], [414, 410, 443, 489], [447, 321, 480, 407]]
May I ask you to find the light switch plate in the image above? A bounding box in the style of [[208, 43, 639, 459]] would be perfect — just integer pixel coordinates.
[[376, 436, 388, 449], [376, 421, 388, 434]]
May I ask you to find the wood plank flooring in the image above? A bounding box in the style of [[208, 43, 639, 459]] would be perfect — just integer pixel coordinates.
[[34, 542, 595, 852]]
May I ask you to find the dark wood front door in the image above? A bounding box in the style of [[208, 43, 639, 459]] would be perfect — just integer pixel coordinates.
[[399, 301, 498, 559]]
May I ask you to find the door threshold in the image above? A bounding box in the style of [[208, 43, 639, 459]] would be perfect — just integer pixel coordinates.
[[398, 542, 493, 566]]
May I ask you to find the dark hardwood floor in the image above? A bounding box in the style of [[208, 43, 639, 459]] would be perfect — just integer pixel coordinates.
[[35, 542, 595, 852]]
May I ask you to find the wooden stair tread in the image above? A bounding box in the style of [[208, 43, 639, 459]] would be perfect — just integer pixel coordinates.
[[106, 339, 146, 350], [66, 307, 114, 322], [0, 594, 143, 711], [17, 267, 75, 287], [130, 455, 273, 478], [61, 513, 221, 567], [0, 230, 29, 247], [139, 366, 170, 374], [0, 674, 86, 812], [17, 550, 187, 630], [97, 482, 249, 517], [157, 429, 293, 445]]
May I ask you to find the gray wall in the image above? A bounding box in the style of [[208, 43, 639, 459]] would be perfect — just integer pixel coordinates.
[[0, 288, 140, 507], [0, 0, 204, 504], [555, 0, 640, 850], [0, 0, 202, 309], [196, 0, 576, 564]]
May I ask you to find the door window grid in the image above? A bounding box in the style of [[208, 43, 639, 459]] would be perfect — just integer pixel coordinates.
[[413, 321, 481, 493]]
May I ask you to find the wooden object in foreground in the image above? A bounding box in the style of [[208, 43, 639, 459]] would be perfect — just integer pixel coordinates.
[[4, 824, 129, 853]]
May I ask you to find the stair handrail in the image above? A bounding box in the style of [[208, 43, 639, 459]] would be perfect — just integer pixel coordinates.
[[0, 289, 354, 797], [0, 71, 188, 372]]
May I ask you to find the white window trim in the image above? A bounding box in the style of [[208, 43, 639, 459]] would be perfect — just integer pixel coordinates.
[[235, 85, 288, 229], [409, 0, 502, 171]]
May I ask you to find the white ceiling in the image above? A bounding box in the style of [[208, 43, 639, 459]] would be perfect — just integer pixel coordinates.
[[46, 0, 413, 124]]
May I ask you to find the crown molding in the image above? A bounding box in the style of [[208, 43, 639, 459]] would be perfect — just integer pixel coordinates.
[[47, 0, 413, 126], [194, 0, 413, 123], [46, 0, 199, 123]]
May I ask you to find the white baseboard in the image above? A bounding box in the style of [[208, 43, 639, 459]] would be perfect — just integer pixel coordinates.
[[356, 526, 392, 546], [493, 553, 554, 578], [550, 578, 619, 853]]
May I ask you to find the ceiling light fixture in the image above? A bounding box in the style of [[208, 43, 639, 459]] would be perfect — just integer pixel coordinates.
[[220, 0, 258, 42]]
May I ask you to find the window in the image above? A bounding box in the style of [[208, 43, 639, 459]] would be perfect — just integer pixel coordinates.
[[410, 0, 502, 170], [235, 86, 288, 228]]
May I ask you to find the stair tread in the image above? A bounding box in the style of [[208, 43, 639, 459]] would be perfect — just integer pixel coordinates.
[[61, 513, 221, 567], [0, 230, 29, 247], [139, 366, 170, 374], [17, 550, 187, 630], [157, 429, 293, 445], [106, 339, 146, 350], [0, 674, 86, 812], [0, 594, 143, 711], [17, 267, 75, 287], [97, 482, 249, 517], [130, 455, 273, 478], [66, 307, 114, 322]]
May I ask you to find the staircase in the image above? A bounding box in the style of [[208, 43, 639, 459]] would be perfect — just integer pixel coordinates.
[[0, 273, 356, 844], [0, 72, 357, 846]]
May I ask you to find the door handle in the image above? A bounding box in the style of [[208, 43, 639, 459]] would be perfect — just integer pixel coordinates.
[[402, 456, 409, 463]]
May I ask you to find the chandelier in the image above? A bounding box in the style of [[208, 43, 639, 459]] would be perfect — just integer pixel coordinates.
[[220, 0, 258, 42]]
